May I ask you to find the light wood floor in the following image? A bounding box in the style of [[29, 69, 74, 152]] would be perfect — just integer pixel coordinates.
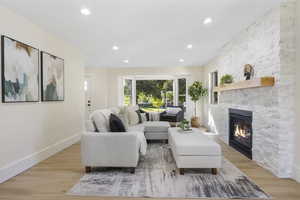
[[0, 139, 300, 200]]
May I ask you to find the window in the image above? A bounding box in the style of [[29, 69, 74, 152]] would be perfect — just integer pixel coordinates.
[[178, 78, 186, 111], [136, 80, 173, 112], [121, 76, 189, 113], [123, 79, 133, 106], [210, 71, 218, 104]]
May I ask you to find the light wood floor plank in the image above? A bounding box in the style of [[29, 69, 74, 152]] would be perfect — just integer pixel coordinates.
[[0, 139, 300, 200]]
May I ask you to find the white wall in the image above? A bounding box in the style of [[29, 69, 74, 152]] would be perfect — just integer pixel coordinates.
[[85, 67, 109, 111], [0, 6, 85, 183], [293, 0, 300, 182], [85, 66, 205, 121]]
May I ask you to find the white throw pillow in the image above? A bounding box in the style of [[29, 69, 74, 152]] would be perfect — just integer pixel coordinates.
[[118, 113, 129, 131], [128, 110, 140, 126], [127, 105, 139, 112], [91, 110, 109, 132], [85, 120, 96, 132], [101, 109, 112, 130], [110, 107, 121, 115], [166, 107, 182, 115]]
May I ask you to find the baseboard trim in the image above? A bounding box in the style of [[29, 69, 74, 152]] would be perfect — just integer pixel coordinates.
[[0, 132, 81, 184], [292, 164, 300, 183]]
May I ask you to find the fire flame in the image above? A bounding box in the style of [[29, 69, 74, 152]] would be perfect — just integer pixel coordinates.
[[234, 125, 247, 138]]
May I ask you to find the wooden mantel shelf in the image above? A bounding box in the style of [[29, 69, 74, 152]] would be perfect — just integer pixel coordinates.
[[213, 77, 275, 92]]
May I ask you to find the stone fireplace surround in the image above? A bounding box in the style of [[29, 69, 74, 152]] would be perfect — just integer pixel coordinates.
[[202, 0, 296, 178]]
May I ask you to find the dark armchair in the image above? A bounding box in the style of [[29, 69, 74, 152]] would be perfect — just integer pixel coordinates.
[[160, 106, 184, 123]]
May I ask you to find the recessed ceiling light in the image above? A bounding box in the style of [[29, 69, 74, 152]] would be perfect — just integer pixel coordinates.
[[112, 46, 119, 50], [203, 17, 213, 25], [179, 59, 184, 63], [81, 8, 91, 16], [123, 59, 129, 63], [187, 44, 193, 49]]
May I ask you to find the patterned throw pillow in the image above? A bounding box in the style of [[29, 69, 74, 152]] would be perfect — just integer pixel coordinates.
[[136, 110, 142, 123], [141, 113, 147, 123]]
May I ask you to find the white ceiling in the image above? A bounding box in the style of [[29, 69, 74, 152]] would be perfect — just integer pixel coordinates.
[[0, 0, 281, 68]]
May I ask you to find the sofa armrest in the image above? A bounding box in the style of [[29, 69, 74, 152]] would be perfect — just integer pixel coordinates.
[[176, 110, 184, 122], [81, 131, 140, 167]]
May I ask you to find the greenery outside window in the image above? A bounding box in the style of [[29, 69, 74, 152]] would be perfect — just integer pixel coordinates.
[[122, 76, 188, 113], [124, 79, 133, 106]]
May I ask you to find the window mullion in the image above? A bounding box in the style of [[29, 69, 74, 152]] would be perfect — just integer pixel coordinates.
[[132, 79, 136, 105]]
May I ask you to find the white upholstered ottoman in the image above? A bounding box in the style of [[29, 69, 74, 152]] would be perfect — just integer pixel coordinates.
[[144, 121, 170, 140], [169, 128, 222, 175]]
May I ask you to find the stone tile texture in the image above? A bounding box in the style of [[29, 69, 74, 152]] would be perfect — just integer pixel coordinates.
[[202, 0, 296, 178]]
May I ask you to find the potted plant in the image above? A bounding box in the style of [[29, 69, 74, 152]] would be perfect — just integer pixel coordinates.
[[179, 119, 191, 132], [188, 81, 208, 128], [220, 74, 233, 86]]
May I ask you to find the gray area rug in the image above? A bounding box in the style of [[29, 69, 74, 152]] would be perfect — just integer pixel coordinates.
[[68, 143, 270, 199]]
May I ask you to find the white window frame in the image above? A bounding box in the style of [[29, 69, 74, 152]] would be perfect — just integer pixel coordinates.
[[209, 71, 219, 105], [119, 75, 189, 111]]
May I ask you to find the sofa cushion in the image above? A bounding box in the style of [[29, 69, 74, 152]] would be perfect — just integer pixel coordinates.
[[127, 105, 139, 112], [117, 113, 129, 131], [110, 107, 121, 115], [109, 114, 126, 132], [85, 120, 96, 132], [144, 121, 170, 133], [128, 124, 145, 132], [101, 109, 112, 121], [136, 110, 142, 123], [161, 113, 177, 117], [141, 113, 147, 123], [91, 110, 109, 132], [128, 109, 140, 126], [166, 107, 182, 115]]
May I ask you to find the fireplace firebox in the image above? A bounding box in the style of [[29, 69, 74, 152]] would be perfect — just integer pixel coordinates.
[[229, 109, 253, 159]]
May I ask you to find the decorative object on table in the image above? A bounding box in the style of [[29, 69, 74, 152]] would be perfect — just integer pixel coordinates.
[[220, 74, 234, 85], [41, 51, 64, 101], [1, 36, 40, 103], [188, 81, 208, 128], [178, 119, 192, 132], [244, 64, 254, 80]]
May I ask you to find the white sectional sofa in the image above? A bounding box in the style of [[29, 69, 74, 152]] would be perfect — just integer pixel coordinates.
[[81, 106, 222, 175], [81, 105, 170, 173]]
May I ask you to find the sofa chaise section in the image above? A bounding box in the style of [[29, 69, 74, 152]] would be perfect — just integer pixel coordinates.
[[81, 131, 141, 173]]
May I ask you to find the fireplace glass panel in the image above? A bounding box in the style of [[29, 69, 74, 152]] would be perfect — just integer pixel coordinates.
[[232, 119, 252, 148], [229, 109, 253, 159]]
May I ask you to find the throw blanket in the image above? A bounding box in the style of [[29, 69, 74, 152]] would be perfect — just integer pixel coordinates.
[[137, 131, 147, 155], [148, 111, 160, 121]]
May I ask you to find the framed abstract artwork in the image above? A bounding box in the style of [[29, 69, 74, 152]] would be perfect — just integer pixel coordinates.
[[1, 36, 40, 103], [41, 51, 64, 101]]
